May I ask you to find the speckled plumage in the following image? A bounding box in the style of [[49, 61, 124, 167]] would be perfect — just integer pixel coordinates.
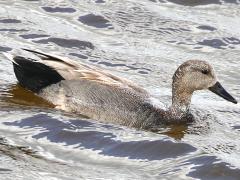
[[3, 49, 237, 129]]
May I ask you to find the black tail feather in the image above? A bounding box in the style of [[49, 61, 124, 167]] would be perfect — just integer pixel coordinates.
[[13, 56, 64, 92], [22, 48, 61, 62], [22, 48, 76, 68]]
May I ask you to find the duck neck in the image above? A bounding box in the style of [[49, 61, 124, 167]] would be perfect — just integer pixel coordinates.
[[170, 85, 193, 118]]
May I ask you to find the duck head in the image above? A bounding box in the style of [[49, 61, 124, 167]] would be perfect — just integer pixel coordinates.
[[171, 60, 237, 114]]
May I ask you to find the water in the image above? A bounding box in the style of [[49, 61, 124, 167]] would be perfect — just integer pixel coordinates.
[[0, 0, 240, 179]]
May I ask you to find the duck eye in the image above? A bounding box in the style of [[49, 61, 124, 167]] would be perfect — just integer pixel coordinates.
[[201, 69, 209, 75]]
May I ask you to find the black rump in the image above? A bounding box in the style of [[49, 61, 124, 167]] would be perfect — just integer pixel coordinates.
[[13, 56, 64, 92]]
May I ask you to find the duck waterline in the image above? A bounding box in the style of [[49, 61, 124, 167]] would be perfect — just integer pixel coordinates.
[[3, 49, 237, 129]]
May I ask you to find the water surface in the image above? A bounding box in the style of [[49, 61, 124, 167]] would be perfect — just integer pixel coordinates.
[[0, 0, 240, 179]]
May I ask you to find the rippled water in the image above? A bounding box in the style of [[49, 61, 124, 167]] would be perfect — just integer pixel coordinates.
[[0, 0, 240, 179]]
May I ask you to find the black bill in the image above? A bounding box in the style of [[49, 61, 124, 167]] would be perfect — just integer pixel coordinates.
[[209, 81, 237, 104]]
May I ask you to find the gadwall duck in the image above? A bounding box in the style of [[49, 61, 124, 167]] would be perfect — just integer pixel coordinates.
[[3, 49, 237, 129]]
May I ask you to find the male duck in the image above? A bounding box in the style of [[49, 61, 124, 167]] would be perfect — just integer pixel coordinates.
[[3, 49, 237, 129]]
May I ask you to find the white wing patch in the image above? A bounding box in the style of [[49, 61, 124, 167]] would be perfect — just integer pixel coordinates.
[[148, 97, 167, 110]]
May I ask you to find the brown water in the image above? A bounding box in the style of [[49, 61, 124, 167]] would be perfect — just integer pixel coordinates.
[[0, 0, 240, 179]]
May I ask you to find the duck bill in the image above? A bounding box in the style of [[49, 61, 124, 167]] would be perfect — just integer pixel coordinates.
[[208, 81, 237, 104]]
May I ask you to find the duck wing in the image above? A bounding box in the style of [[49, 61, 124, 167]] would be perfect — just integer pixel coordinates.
[[4, 49, 147, 94]]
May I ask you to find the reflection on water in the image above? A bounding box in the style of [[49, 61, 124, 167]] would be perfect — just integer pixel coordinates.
[[4, 114, 196, 160], [41, 6, 77, 13], [33, 37, 94, 50], [1, 84, 54, 108], [0, 0, 240, 179], [161, 124, 188, 140], [79, 14, 112, 28]]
